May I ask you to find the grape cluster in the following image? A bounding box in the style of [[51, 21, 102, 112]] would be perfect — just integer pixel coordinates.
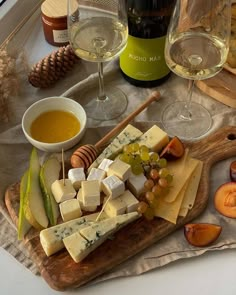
[[119, 143, 173, 220]]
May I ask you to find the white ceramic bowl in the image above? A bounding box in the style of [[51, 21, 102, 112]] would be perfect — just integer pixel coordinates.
[[22, 96, 87, 152]]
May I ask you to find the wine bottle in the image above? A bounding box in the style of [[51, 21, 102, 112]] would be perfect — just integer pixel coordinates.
[[120, 0, 175, 87]]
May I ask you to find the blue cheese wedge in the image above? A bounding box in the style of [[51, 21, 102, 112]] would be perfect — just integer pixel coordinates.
[[88, 124, 143, 171], [63, 212, 139, 263], [137, 125, 169, 152], [39, 212, 107, 256]]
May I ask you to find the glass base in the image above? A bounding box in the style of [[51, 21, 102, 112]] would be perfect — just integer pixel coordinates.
[[84, 86, 128, 121], [161, 101, 212, 140]]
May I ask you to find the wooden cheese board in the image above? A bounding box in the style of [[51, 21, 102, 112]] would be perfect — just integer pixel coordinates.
[[196, 69, 236, 108], [4, 125, 236, 291]]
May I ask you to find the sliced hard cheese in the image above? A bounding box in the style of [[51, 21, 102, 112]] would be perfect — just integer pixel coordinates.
[[154, 181, 189, 224], [163, 156, 199, 203], [88, 124, 143, 171], [39, 212, 107, 256], [63, 212, 139, 263], [136, 125, 169, 152], [179, 160, 203, 217]]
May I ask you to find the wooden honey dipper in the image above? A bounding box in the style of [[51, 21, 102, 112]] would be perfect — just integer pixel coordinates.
[[71, 91, 161, 169]]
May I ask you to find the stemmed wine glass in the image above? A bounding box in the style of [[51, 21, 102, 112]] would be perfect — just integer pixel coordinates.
[[68, 0, 128, 121], [162, 0, 231, 139]]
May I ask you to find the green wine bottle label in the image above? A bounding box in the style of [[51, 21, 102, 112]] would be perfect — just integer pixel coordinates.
[[120, 35, 170, 81]]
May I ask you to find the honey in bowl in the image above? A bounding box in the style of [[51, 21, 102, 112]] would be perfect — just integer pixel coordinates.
[[30, 110, 80, 143]]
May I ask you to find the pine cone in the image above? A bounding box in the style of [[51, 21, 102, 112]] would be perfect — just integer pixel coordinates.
[[28, 45, 79, 88]]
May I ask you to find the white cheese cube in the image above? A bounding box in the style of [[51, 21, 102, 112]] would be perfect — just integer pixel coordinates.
[[98, 158, 113, 172], [87, 168, 106, 189], [127, 172, 147, 197], [103, 196, 127, 217], [107, 158, 131, 182], [81, 180, 100, 207], [101, 175, 125, 199], [137, 125, 169, 152], [77, 189, 97, 212], [51, 179, 76, 203], [68, 168, 86, 190], [119, 190, 139, 213], [59, 198, 82, 222]]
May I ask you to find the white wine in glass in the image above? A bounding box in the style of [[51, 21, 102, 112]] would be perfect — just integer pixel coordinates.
[[68, 0, 128, 121], [162, 0, 231, 139]]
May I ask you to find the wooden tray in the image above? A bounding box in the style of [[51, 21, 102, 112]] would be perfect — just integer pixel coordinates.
[[4, 126, 236, 291], [196, 69, 236, 108]]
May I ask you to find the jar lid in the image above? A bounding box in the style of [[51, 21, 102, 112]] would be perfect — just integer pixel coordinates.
[[41, 0, 68, 18]]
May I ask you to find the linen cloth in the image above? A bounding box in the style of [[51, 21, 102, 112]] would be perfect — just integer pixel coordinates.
[[0, 6, 236, 285]]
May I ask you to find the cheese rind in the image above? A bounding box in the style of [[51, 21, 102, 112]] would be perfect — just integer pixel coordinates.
[[127, 172, 147, 197], [68, 168, 86, 190], [39, 212, 107, 256], [63, 212, 139, 263], [89, 124, 143, 171], [87, 168, 106, 190], [101, 175, 125, 199], [137, 125, 169, 152]]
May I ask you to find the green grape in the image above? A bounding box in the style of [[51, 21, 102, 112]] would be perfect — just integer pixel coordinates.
[[157, 158, 167, 168], [149, 152, 159, 162], [132, 163, 143, 175], [140, 151, 150, 161], [144, 179, 155, 191], [144, 207, 155, 220], [149, 168, 159, 180], [123, 144, 133, 154], [145, 191, 155, 202], [133, 154, 142, 165], [158, 177, 168, 188], [166, 174, 173, 184], [159, 168, 169, 178], [139, 145, 149, 154], [130, 142, 140, 152], [137, 201, 148, 214], [119, 153, 131, 164]]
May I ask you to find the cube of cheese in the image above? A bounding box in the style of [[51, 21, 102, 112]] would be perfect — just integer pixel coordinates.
[[81, 180, 100, 207], [59, 198, 82, 221], [127, 172, 147, 197], [77, 189, 97, 212], [101, 175, 125, 199], [98, 158, 113, 172], [51, 179, 76, 203], [107, 158, 131, 182], [137, 125, 169, 152], [119, 190, 139, 213], [87, 168, 106, 189], [68, 168, 86, 190], [103, 196, 127, 217]]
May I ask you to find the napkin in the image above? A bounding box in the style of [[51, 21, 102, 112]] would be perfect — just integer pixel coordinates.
[[0, 56, 236, 285]]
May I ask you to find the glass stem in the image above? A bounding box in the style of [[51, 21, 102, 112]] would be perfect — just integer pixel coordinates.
[[179, 79, 195, 121], [97, 62, 107, 101]]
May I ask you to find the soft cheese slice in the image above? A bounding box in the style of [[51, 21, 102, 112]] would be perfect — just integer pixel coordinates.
[[88, 124, 143, 171], [163, 156, 199, 203], [179, 160, 203, 217], [63, 212, 139, 263], [136, 125, 169, 152], [39, 212, 107, 256]]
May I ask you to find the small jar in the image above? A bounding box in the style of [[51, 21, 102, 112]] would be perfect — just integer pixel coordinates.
[[41, 0, 69, 46]]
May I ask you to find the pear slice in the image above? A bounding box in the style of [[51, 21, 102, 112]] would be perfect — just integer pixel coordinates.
[[17, 170, 31, 240], [24, 148, 48, 229], [40, 157, 61, 226]]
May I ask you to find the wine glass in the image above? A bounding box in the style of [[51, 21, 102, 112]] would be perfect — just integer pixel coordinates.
[[68, 0, 128, 121], [161, 0, 231, 139]]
